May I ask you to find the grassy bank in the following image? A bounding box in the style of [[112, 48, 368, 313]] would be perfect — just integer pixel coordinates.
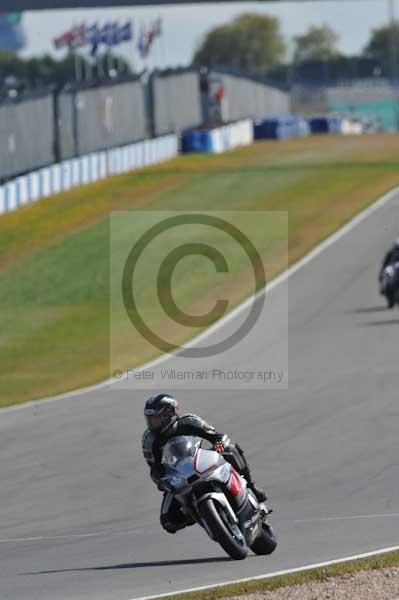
[[2, 134, 399, 407]]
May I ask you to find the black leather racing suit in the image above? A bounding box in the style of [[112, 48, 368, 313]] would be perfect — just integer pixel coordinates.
[[380, 246, 399, 279], [142, 414, 261, 533]]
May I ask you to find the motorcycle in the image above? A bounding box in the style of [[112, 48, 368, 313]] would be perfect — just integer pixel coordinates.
[[160, 435, 277, 560], [379, 262, 399, 309]]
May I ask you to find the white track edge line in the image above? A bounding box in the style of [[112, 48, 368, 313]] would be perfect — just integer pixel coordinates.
[[132, 544, 399, 600], [2, 186, 397, 415]]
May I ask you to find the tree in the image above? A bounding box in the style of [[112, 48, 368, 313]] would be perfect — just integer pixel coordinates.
[[193, 13, 286, 77], [363, 23, 399, 73], [0, 51, 132, 94], [293, 25, 340, 63]]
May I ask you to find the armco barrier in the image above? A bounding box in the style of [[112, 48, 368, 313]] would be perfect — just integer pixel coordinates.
[[0, 134, 178, 215], [181, 119, 253, 154]]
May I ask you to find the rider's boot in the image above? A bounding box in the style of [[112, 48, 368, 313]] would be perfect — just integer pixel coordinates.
[[241, 466, 267, 502]]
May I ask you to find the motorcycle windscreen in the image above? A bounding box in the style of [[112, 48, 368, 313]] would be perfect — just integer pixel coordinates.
[[162, 435, 201, 467], [194, 448, 225, 475]]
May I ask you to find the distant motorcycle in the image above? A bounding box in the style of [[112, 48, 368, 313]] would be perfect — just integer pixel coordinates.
[[160, 435, 277, 560], [379, 262, 399, 309]]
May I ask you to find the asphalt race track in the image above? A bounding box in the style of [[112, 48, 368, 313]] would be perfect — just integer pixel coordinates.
[[1, 192, 399, 600]]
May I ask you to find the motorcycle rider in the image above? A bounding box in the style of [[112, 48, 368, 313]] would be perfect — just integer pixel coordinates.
[[379, 239, 399, 308], [380, 238, 399, 280], [142, 393, 267, 534]]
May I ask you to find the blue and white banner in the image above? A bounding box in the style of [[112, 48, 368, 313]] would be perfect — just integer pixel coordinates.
[[54, 20, 133, 56]]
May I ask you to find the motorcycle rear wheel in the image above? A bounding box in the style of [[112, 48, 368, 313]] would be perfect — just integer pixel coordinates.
[[199, 498, 248, 560], [386, 292, 395, 308]]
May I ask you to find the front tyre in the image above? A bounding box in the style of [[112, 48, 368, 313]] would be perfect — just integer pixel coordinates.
[[251, 522, 277, 555], [199, 498, 248, 560]]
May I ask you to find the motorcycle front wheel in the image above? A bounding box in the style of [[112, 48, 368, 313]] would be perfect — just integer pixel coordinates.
[[250, 522, 277, 555], [199, 498, 248, 560]]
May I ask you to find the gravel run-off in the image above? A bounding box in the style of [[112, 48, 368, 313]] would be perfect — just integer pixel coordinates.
[[226, 568, 399, 600]]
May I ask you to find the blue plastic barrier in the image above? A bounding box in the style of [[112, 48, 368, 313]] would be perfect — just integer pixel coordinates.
[[308, 115, 343, 134], [182, 130, 213, 153], [181, 120, 253, 154], [253, 115, 310, 140]]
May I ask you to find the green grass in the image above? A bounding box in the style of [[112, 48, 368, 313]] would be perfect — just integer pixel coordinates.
[[2, 134, 399, 407], [152, 549, 399, 600]]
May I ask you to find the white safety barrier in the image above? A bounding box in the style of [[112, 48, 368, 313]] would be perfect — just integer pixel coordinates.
[[209, 119, 254, 154], [0, 134, 178, 215], [341, 118, 364, 135]]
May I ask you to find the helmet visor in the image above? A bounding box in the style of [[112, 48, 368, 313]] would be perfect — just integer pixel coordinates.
[[145, 413, 165, 431]]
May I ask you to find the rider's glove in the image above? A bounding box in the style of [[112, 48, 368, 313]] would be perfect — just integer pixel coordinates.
[[214, 434, 230, 453], [157, 478, 167, 491], [214, 441, 225, 453], [158, 478, 175, 494]]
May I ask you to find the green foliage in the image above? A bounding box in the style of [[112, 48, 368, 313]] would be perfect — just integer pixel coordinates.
[[293, 24, 341, 63], [363, 22, 399, 70], [193, 13, 286, 77], [0, 51, 132, 92]]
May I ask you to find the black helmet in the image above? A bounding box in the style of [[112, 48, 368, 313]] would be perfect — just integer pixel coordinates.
[[144, 393, 179, 433]]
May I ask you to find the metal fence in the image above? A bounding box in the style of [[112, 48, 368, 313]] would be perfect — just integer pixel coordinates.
[[326, 83, 398, 131], [291, 81, 398, 130], [0, 69, 293, 182], [210, 71, 290, 122], [56, 90, 76, 161], [57, 79, 147, 159], [151, 70, 202, 136], [290, 85, 328, 114], [0, 93, 54, 180]]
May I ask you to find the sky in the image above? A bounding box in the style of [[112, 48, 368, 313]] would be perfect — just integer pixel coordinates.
[[19, 1, 397, 70]]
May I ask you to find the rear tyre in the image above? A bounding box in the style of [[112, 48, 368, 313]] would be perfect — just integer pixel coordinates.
[[386, 293, 395, 308], [199, 498, 248, 560], [250, 523, 277, 555]]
